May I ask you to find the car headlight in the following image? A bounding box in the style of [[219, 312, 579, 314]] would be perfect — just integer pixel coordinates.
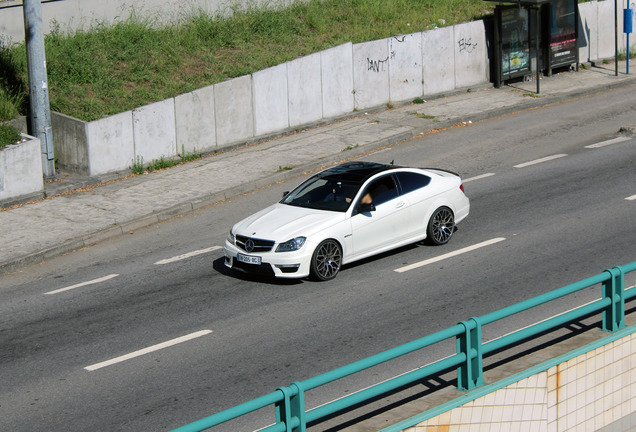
[[276, 236, 306, 252], [227, 230, 235, 245]]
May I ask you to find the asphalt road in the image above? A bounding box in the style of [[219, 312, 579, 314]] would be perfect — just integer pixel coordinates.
[[1, 88, 635, 432]]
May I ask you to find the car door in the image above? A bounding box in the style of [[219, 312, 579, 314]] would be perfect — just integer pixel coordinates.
[[394, 171, 434, 239], [349, 174, 410, 258]]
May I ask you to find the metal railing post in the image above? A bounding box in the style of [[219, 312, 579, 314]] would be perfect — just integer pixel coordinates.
[[456, 317, 484, 391], [275, 383, 306, 432], [602, 267, 625, 332]]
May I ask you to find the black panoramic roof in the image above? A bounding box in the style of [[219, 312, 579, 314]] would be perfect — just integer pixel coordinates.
[[317, 161, 398, 185]]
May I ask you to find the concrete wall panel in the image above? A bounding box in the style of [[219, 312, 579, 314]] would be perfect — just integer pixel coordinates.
[[321, 43, 354, 118], [388, 33, 423, 103], [578, 1, 598, 62], [175, 85, 216, 155], [422, 26, 456, 96], [597, 0, 616, 58], [353, 39, 390, 110], [253, 64, 289, 136], [0, 136, 43, 201], [287, 53, 322, 128], [214, 75, 254, 147], [132, 99, 177, 162], [454, 21, 488, 89], [51, 112, 89, 175], [86, 111, 134, 176]]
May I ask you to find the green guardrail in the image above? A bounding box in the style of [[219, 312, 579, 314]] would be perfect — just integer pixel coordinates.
[[171, 261, 636, 432]]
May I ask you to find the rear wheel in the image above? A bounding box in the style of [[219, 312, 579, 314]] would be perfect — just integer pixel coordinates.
[[427, 207, 455, 245], [310, 240, 342, 281]]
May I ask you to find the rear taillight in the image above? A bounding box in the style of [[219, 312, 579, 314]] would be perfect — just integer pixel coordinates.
[[460, 183, 465, 193]]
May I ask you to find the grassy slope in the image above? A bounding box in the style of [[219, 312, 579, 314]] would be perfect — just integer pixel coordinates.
[[0, 0, 493, 122]]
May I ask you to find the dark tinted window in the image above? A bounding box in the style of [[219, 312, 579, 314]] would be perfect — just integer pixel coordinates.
[[363, 176, 398, 206], [396, 172, 431, 194]]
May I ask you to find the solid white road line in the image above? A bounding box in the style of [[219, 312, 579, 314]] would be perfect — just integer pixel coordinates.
[[44, 274, 120, 295], [514, 154, 568, 168], [626, 194, 636, 201], [584, 136, 631, 149], [464, 173, 496, 183], [394, 237, 506, 273], [84, 330, 213, 371], [154, 246, 222, 265]]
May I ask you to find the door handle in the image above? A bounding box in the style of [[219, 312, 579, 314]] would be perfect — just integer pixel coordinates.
[[395, 201, 405, 208]]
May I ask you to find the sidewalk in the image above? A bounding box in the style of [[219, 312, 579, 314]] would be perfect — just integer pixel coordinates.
[[2, 61, 635, 274]]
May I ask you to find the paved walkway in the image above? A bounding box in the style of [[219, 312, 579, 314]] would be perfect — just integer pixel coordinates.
[[1, 61, 635, 273]]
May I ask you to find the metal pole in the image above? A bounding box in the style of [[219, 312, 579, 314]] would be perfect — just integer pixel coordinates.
[[535, 6, 540, 94], [23, 0, 55, 178], [616, 0, 619, 76]]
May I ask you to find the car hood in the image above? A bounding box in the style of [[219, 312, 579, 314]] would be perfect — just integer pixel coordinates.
[[232, 203, 345, 241]]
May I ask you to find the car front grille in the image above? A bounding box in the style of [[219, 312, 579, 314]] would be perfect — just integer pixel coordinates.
[[235, 235, 275, 253]]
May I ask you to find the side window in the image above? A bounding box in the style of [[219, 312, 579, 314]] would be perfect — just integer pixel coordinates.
[[395, 172, 431, 195], [362, 175, 399, 206]]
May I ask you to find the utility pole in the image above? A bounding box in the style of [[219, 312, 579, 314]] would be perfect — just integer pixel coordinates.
[[23, 0, 55, 178]]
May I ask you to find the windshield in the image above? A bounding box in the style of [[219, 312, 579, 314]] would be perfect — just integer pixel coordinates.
[[281, 175, 361, 212]]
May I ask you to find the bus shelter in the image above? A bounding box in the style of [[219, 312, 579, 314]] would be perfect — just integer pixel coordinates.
[[485, 0, 579, 92]]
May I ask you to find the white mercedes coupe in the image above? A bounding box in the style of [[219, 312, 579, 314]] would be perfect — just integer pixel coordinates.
[[224, 162, 470, 281]]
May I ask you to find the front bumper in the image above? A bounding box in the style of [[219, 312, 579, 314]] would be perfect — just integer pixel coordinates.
[[223, 240, 313, 279]]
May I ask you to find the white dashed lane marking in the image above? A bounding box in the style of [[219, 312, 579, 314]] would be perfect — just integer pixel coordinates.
[[84, 330, 213, 371], [394, 237, 506, 273], [463, 173, 496, 183], [514, 154, 568, 168], [154, 246, 222, 265], [44, 274, 120, 295], [585, 136, 631, 149]]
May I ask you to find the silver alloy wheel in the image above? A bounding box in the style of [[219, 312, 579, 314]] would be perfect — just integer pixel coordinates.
[[427, 207, 455, 245], [311, 240, 342, 281]]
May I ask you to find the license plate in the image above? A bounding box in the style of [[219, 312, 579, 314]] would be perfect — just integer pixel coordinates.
[[237, 253, 261, 265]]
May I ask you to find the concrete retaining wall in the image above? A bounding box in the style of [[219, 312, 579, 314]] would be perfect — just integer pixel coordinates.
[[321, 43, 355, 118], [175, 85, 216, 156], [47, 19, 494, 178], [214, 75, 254, 147], [51, 111, 88, 174], [253, 64, 288, 137], [401, 328, 636, 432], [133, 99, 177, 163], [389, 33, 423, 102], [86, 111, 134, 175], [423, 26, 456, 96], [352, 39, 391, 110], [0, 135, 43, 202], [454, 20, 489, 89], [579, 0, 635, 63]]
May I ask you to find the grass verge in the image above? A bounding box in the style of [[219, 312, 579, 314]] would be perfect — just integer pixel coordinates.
[[0, 0, 493, 122], [0, 124, 21, 148]]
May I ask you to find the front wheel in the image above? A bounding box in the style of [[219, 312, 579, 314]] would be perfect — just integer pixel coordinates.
[[310, 240, 342, 281], [427, 207, 455, 245]]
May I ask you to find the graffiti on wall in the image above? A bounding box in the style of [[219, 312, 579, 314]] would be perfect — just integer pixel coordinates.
[[457, 37, 478, 53], [367, 57, 389, 72]]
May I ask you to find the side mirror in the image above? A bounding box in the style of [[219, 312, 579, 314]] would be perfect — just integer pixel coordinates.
[[282, 191, 290, 198], [358, 203, 376, 213]]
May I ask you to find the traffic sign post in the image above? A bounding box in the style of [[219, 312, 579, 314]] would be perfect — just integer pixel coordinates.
[[625, 8, 633, 74]]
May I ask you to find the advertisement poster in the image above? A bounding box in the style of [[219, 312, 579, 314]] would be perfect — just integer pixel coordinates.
[[548, 0, 577, 67], [501, 7, 530, 77]]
